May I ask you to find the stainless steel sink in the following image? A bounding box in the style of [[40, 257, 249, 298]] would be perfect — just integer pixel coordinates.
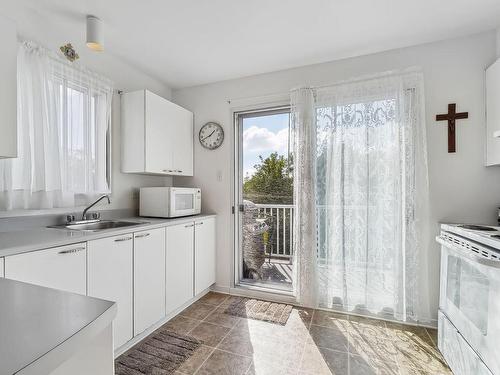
[[49, 220, 147, 232]]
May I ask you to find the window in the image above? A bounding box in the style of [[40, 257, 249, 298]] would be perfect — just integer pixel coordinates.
[[0, 41, 113, 211]]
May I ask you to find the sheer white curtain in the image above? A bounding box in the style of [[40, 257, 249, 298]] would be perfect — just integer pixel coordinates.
[[0, 41, 113, 210], [292, 71, 429, 322]]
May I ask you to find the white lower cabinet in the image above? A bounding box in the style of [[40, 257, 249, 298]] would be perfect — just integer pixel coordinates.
[[166, 222, 194, 315], [0, 257, 4, 277], [194, 217, 216, 295], [88, 234, 133, 349], [133, 227, 166, 336], [4, 243, 86, 295]]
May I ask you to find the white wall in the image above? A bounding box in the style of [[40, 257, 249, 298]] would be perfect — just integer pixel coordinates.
[[173, 31, 500, 322]]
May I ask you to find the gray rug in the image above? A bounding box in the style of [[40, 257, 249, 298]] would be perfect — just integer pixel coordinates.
[[223, 298, 293, 325], [115, 329, 201, 375]]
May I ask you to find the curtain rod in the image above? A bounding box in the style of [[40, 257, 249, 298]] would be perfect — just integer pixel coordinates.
[[226, 67, 422, 104]]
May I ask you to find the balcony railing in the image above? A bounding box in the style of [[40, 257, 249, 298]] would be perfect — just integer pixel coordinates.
[[255, 204, 294, 259], [254, 203, 329, 264]]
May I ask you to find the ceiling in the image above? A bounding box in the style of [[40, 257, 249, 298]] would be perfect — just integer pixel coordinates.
[[2, 0, 500, 89]]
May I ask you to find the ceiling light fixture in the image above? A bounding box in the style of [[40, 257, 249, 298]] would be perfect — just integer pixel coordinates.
[[86, 15, 104, 52]]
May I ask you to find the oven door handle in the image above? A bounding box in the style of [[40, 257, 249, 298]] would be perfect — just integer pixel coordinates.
[[436, 235, 500, 269]]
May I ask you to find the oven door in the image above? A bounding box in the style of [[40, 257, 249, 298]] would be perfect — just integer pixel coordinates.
[[438, 238, 500, 375], [170, 188, 197, 217]]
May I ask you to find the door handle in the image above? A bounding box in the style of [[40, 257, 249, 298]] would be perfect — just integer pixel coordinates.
[[58, 247, 85, 254], [115, 236, 133, 242], [135, 233, 150, 238]]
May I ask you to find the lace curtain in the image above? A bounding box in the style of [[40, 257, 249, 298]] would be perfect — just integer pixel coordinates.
[[0, 41, 113, 210], [291, 71, 429, 322]]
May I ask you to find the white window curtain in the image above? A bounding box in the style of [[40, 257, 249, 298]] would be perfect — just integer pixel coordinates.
[[0, 41, 113, 210], [291, 71, 429, 322]]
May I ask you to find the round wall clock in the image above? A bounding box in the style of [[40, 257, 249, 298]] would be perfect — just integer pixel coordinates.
[[199, 122, 224, 150]]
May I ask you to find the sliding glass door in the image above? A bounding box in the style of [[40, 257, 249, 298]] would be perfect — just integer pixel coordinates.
[[234, 107, 294, 292]]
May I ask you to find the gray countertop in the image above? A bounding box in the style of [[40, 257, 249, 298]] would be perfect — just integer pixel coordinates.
[[0, 278, 116, 375], [0, 214, 216, 258]]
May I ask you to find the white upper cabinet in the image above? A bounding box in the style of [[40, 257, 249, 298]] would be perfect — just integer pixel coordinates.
[[121, 89, 193, 176], [486, 58, 500, 165], [0, 15, 17, 159]]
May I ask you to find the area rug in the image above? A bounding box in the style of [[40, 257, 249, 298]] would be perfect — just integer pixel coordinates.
[[223, 298, 293, 325], [115, 329, 201, 375]]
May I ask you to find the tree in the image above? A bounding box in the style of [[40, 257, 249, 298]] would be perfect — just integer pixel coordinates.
[[243, 152, 293, 204]]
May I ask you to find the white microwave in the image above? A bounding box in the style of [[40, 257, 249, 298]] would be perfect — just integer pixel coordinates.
[[139, 187, 201, 218]]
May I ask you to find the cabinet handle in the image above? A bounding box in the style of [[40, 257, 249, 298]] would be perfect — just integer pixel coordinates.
[[196, 222, 203, 226], [115, 236, 133, 242], [176, 170, 183, 173], [135, 233, 150, 238], [162, 169, 174, 173], [58, 247, 85, 254], [185, 224, 195, 228]]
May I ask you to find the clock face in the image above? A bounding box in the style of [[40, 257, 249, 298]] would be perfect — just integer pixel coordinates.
[[199, 122, 224, 150]]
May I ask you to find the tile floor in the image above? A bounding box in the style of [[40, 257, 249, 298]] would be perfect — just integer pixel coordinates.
[[159, 292, 451, 375]]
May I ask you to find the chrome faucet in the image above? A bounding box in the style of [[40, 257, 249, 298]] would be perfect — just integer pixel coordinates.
[[81, 194, 111, 221]]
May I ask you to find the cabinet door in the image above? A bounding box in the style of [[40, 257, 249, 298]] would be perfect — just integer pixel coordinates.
[[166, 223, 194, 315], [4, 243, 86, 295], [172, 108, 194, 176], [0, 257, 4, 278], [88, 234, 133, 349], [0, 15, 17, 159], [145, 90, 174, 174], [194, 218, 216, 295], [134, 228, 166, 336]]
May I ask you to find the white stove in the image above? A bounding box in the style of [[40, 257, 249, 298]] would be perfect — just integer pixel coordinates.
[[437, 223, 500, 375]]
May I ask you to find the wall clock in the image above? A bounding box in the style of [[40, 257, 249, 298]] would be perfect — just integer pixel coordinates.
[[199, 122, 224, 150]]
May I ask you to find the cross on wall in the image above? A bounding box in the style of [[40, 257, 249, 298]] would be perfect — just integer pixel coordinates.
[[436, 103, 468, 153]]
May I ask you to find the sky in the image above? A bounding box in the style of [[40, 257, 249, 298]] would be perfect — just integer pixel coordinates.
[[242, 112, 290, 178]]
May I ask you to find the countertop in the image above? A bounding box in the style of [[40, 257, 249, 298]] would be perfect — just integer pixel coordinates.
[[0, 278, 117, 375], [0, 214, 216, 258]]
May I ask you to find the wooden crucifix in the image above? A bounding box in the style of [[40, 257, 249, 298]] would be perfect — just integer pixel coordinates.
[[436, 103, 468, 153]]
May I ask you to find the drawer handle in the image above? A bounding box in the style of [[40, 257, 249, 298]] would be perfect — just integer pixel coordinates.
[[59, 247, 85, 254], [115, 237, 133, 242], [185, 224, 195, 228], [135, 233, 150, 238]]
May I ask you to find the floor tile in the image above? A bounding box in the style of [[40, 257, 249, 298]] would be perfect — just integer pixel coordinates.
[[176, 345, 214, 374], [189, 321, 231, 347], [299, 344, 348, 375], [180, 301, 217, 320], [349, 353, 398, 375], [204, 306, 241, 328], [198, 292, 229, 306], [161, 315, 201, 335], [312, 309, 350, 329], [308, 324, 349, 352], [247, 360, 298, 375], [196, 349, 252, 375]]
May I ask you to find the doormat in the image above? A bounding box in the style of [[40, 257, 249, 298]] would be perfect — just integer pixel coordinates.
[[223, 298, 293, 325], [115, 329, 201, 375]]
